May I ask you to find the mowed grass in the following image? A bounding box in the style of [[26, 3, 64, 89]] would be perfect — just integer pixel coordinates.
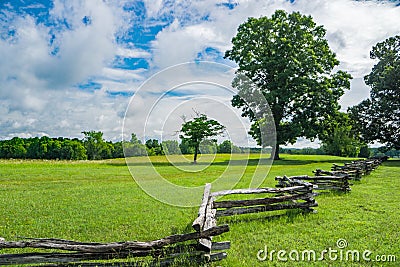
[[0, 154, 399, 266]]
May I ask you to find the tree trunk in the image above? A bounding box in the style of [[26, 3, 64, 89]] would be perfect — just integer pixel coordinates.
[[271, 143, 280, 160], [193, 145, 199, 164]]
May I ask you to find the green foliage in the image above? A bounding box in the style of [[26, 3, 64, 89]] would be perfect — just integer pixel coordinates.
[[123, 133, 147, 157], [349, 35, 400, 149], [82, 131, 109, 160], [0, 136, 87, 160], [321, 126, 361, 157], [161, 140, 180, 155], [218, 140, 233, 154], [179, 113, 225, 163], [370, 147, 400, 158], [279, 147, 325, 155], [358, 145, 371, 158], [199, 139, 218, 154], [319, 112, 362, 157], [217, 140, 242, 154], [111, 141, 124, 158], [145, 139, 164, 156], [225, 10, 351, 159], [179, 139, 194, 154], [0, 137, 27, 158]]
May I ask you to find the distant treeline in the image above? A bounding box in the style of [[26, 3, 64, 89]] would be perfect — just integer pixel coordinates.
[[280, 147, 400, 158], [1, 131, 397, 160], [0, 131, 247, 160]]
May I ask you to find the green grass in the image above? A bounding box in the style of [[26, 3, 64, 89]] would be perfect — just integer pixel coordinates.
[[0, 155, 399, 266]]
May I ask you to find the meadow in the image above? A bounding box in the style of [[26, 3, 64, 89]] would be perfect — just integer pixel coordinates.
[[0, 154, 399, 266]]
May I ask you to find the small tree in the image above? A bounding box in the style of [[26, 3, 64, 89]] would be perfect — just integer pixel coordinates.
[[321, 126, 361, 157], [179, 113, 225, 163], [82, 131, 107, 160]]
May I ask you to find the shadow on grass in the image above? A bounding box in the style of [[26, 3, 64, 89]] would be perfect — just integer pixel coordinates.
[[217, 208, 314, 225], [105, 157, 354, 168], [314, 190, 352, 197], [382, 160, 400, 168], [106, 158, 270, 167]]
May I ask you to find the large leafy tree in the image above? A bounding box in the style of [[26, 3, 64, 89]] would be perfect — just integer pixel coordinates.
[[225, 10, 351, 159], [179, 113, 225, 163], [349, 35, 400, 149]]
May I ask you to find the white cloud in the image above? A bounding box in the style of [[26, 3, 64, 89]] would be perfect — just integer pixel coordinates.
[[116, 47, 151, 58], [143, 0, 400, 148], [149, 0, 400, 105], [142, 0, 164, 18], [0, 0, 121, 98], [289, 0, 400, 78], [122, 62, 269, 147], [340, 78, 371, 110], [1, 0, 399, 146], [0, 0, 131, 140], [102, 67, 146, 82]]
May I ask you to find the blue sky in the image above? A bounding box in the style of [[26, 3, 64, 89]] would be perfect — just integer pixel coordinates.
[[0, 0, 399, 147]]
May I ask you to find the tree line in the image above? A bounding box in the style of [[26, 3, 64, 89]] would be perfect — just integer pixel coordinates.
[[1, 131, 397, 160], [0, 132, 246, 160]]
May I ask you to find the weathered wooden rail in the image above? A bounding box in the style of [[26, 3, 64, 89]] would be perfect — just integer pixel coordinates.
[[0, 225, 229, 266], [276, 174, 351, 192], [322, 167, 362, 180], [331, 158, 386, 180], [192, 183, 318, 225]]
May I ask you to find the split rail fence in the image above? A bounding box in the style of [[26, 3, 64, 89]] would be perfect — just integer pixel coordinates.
[[192, 182, 318, 225], [277, 157, 387, 193], [0, 224, 229, 266], [331, 158, 385, 180], [276, 174, 351, 192]]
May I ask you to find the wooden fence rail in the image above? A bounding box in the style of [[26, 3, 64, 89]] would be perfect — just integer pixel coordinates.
[[192, 182, 318, 223], [319, 167, 362, 180], [276, 175, 351, 192], [331, 158, 386, 180], [0, 220, 229, 266]]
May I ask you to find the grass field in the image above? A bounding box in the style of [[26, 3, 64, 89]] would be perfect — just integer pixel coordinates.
[[0, 154, 399, 266]]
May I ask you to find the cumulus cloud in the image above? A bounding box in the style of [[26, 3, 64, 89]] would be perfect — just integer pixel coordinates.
[[0, 0, 134, 139], [1, 0, 399, 145], [144, 0, 400, 146], [289, 0, 400, 78], [0, 1, 118, 98], [150, 0, 400, 98]]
